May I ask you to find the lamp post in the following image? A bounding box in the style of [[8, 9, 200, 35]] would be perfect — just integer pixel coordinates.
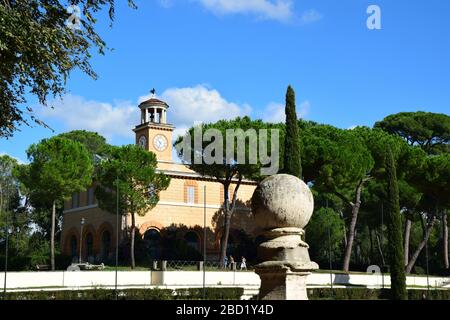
[[425, 237, 430, 295], [115, 175, 119, 300], [79, 218, 85, 264], [203, 185, 206, 300], [2, 184, 10, 300], [326, 199, 333, 292], [3, 203, 8, 300], [381, 202, 385, 289]]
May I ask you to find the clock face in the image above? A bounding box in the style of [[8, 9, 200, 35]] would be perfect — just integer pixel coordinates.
[[153, 134, 168, 152], [138, 135, 147, 148]]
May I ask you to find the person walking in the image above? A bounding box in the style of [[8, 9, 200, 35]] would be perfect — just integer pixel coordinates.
[[223, 255, 228, 269], [229, 255, 235, 270], [240, 256, 247, 270]]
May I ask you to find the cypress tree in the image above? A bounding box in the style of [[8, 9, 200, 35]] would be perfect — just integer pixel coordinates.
[[385, 146, 407, 300], [283, 85, 302, 178]]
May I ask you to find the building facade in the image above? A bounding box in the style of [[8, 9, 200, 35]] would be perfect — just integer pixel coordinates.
[[60, 96, 258, 263]]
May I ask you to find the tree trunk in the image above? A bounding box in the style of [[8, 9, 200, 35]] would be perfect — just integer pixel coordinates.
[[219, 177, 242, 268], [342, 181, 364, 272], [343, 222, 347, 247], [369, 227, 374, 264], [220, 212, 231, 268], [405, 217, 435, 274], [443, 211, 449, 269], [375, 230, 385, 266], [219, 183, 230, 268], [51, 200, 56, 271], [130, 212, 136, 269], [404, 219, 412, 267]]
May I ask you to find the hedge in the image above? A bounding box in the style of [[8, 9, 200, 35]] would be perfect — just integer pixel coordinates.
[[3, 287, 244, 300], [4, 287, 450, 300], [307, 288, 450, 300]]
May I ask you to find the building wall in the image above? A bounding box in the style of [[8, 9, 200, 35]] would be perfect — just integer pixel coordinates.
[[61, 206, 118, 263], [61, 168, 258, 261]]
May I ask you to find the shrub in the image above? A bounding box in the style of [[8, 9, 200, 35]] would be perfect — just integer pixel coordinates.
[[175, 287, 244, 300], [307, 288, 450, 300], [4, 287, 244, 300]]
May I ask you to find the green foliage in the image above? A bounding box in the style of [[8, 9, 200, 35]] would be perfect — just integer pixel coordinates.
[[3, 287, 244, 300], [306, 207, 345, 265], [283, 85, 302, 178], [308, 288, 387, 300], [175, 116, 280, 182], [308, 288, 450, 300], [301, 123, 374, 192], [95, 144, 170, 268], [375, 111, 450, 154], [95, 144, 170, 217], [353, 127, 408, 178], [17, 136, 94, 203], [13, 136, 93, 270], [419, 154, 450, 207], [0, 0, 137, 137], [385, 146, 407, 300], [58, 130, 109, 158], [175, 287, 244, 300], [175, 116, 281, 265]]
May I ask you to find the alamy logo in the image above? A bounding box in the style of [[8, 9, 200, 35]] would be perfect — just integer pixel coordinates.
[[367, 5, 382, 30], [175, 127, 280, 176], [66, 5, 81, 30]]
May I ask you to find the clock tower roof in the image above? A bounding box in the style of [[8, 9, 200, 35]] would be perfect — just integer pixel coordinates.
[[139, 98, 169, 108]]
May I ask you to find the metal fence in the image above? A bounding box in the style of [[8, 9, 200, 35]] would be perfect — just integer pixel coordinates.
[[151, 260, 251, 272]]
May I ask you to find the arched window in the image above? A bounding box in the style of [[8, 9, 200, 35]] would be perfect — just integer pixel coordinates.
[[85, 233, 94, 260], [101, 231, 111, 261], [70, 235, 77, 258], [184, 231, 200, 252], [144, 229, 161, 259]]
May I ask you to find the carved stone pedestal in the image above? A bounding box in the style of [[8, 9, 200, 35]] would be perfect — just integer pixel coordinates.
[[256, 267, 311, 300], [251, 174, 318, 300], [254, 227, 318, 300]]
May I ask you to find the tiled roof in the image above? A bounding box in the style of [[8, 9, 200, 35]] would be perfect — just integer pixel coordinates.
[[139, 98, 169, 108]]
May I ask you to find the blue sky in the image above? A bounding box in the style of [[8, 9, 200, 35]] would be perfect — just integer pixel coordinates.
[[1, 0, 450, 163]]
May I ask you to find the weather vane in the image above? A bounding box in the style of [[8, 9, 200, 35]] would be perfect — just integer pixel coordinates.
[[150, 88, 156, 97]]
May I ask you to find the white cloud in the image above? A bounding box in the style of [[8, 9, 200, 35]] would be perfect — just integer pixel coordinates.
[[38, 95, 138, 142], [39, 86, 251, 144], [158, 0, 174, 8], [194, 0, 294, 22], [140, 85, 251, 131], [262, 102, 285, 123], [0, 152, 27, 164], [298, 9, 322, 25], [263, 100, 311, 123]]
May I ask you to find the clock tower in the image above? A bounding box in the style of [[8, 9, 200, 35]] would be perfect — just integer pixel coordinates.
[[133, 91, 174, 162]]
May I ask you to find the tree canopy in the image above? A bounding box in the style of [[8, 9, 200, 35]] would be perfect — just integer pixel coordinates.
[[95, 144, 170, 268], [175, 116, 280, 265], [385, 145, 407, 300], [58, 130, 109, 158], [15, 136, 93, 269], [283, 85, 302, 178], [375, 112, 450, 154], [0, 0, 136, 137]]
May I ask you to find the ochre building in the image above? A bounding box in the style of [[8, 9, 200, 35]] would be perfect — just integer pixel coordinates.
[[60, 96, 258, 263]]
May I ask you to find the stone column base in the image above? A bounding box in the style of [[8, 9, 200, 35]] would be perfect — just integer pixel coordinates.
[[255, 262, 318, 300]]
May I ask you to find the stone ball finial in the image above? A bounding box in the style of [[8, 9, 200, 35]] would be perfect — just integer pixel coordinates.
[[251, 174, 314, 230]]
